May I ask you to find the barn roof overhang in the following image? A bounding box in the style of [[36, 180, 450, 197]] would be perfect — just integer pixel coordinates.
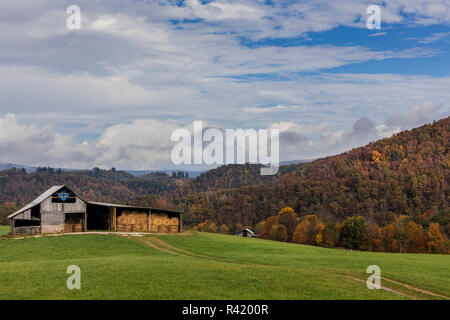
[[7, 185, 66, 219], [87, 201, 183, 214], [8, 185, 183, 220]]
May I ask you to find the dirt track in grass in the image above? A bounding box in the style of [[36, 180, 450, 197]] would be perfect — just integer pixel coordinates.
[[141, 235, 450, 300]]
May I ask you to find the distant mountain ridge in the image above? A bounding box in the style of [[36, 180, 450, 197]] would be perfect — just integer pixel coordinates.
[[0, 163, 204, 178], [0, 163, 37, 172]]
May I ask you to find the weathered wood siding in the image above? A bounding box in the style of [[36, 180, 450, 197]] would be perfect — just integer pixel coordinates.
[[41, 212, 65, 233], [40, 196, 86, 213], [12, 209, 31, 220], [15, 226, 40, 235], [40, 196, 86, 233]]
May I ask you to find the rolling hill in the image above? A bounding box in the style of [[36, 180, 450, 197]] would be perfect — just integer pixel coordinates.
[[179, 117, 449, 233], [0, 231, 448, 299]]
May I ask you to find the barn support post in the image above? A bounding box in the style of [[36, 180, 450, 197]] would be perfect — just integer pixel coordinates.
[[84, 212, 87, 232], [113, 207, 117, 231], [10, 219, 15, 236], [179, 213, 183, 232], [109, 207, 113, 230], [148, 210, 152, 232]]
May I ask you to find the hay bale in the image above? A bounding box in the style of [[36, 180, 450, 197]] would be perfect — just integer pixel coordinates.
[[158, 225, 168, 233], [168, 225, 178, 233], [117, 211, 148, 231], [133, 225, 145, 232]]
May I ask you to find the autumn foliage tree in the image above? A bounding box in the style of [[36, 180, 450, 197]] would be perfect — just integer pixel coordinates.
[[277, 207, 298, 240], [218, 224, 230, 234], [195, 219, 217, 233], [382, 224, 399, 252], [254, 221, 265, 236], [404, 221, 426, 253], [292, 215, 324, 245], [270, 224, 288, 242], [339, 216, 370, 250], [321, 223, 340, 248], [261, 216, 278, 239], [427, 223, 445, 253]]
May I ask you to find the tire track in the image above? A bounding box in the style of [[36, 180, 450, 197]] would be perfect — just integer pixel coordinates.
[[382, 276, 450, 300], [141, 238, 192, 258], [150, 237, 449, 300], [337, 274, 421, 300]]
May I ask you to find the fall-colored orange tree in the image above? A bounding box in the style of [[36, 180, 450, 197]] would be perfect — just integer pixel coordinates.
[[218, 224, 230, 234], [292, 215, 324, 245], [270, 224, 288, 242], [261, 216, 278, 239], [404, 221, 426, 253], [277, 207, 298, 240], [371, 224, 384, 252], [195, 219, 217, 233], [426, 223, 445, 253]]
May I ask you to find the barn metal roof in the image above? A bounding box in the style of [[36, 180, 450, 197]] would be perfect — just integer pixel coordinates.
[[8, 185, 183, 220], [7, 185, 64, 219], [87, 201, 183, 214]]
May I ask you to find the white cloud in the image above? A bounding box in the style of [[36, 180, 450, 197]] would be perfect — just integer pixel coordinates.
[[411, 31, 450, 44], [386, 101, 445, 129], [369, 32, 388, 37], [0, 1, 449, 168], [1, 103, 446, 169], [244, 105, 299, 113], [0, 114, 178, 169], [273, 102, 447, 160], [181, 0, 265, 22]]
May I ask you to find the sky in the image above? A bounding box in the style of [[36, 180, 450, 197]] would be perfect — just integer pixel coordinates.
[[0, 0, 449, 170]]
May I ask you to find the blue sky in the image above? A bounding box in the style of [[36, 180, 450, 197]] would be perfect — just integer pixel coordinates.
[[0, 0, 449, 169]]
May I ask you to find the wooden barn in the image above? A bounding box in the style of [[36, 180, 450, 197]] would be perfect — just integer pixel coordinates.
[[7, 185, 183, 235]]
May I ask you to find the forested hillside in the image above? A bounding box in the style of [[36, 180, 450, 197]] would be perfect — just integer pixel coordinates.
[[183, 162, 304, 193], [178, 117, 449, 253], [180, 118, 448, 226], [0, 168, 184, 210]]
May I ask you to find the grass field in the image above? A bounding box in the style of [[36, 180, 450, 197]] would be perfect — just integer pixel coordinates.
[[0, 231, 448, 300], [0, 226, 10, 236]]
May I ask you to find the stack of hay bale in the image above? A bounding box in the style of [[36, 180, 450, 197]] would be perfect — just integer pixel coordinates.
[[65, 214, 83, 233], [117, 211, 148, 232], [150, 213, 179, 233], [168, 217, 179, 233]]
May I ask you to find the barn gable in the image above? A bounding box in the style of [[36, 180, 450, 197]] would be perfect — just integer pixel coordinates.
[[7, 185, 64, 219], [8, 185, 87, 234]]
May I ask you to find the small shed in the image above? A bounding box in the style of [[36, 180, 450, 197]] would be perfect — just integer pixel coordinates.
[[8, 185, 183, 235], [237, 228, 256, 237]]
